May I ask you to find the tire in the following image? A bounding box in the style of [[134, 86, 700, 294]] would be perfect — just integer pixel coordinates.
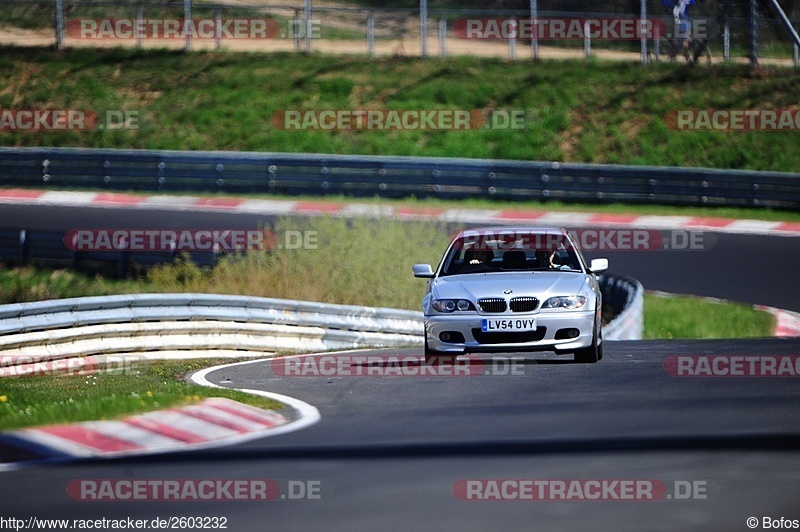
[[424, 336, 456, 365], [574, 316, 602, 364], [657, 38, 678, 62], [691, 41, 712, 66]]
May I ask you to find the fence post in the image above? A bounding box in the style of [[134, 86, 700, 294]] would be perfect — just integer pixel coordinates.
[[640, 0, 647, 64], [367, 12, 375, 57], [438, 17, 446, 58], [724, 21, 730, 61], [294, 9, 302, 53], [420, 0, 428, 58], [584, 20, 591, 58], [304, 0, 312, 53], [136, 6, 144, 48], [214, 8, 221, 51], [654, 24, 660, 61], [530, 0, 538, 60], [183, 0, 191, 52], [509, 20, 517, 60], [749, 0, 758, 65], [55, 0, 64, 50], [795, 42, 799, 67]]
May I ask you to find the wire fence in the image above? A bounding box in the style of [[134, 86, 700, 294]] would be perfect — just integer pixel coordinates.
[[1, 0, 799, 65]]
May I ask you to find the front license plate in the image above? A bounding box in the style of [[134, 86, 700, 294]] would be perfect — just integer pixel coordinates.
[[481, 318, 536, 332]]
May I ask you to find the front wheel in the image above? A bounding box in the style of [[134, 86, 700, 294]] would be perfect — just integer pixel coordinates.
[[574, 318, 602, 364]]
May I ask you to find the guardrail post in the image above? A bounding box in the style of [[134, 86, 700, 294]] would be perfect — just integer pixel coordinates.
[[55, 0, 64, 50], [118, 247, 127, 279], [18, 230, 27, 265]]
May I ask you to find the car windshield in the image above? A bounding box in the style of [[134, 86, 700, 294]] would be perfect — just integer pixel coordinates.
[[440, 232, 583, 276]]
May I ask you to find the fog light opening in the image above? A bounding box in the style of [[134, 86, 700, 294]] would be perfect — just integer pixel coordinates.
[[555, 328, 581, 340], [439, 331, 465, 343]]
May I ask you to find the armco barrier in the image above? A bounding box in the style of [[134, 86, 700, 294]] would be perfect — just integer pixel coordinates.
[[0, 278, 642, 374], [0, 228, 217, 278], [600, 274, 644, 341], [2, 147, 798, 208]]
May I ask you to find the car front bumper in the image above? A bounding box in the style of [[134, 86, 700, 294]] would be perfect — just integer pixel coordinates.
[[424, 309, 597, 354]]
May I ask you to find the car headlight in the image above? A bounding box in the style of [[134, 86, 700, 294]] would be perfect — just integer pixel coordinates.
[[542, 295, 587, 309], [432, 299, 476, 313]]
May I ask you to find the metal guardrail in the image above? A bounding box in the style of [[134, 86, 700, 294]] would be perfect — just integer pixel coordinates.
[[0, 293, 424, 335], [600, 274, 644, 341], [0, 277, 642, 375], [2, 147, 798, 208], [0, 294, 425, 376], [0, 228, 217, 278]]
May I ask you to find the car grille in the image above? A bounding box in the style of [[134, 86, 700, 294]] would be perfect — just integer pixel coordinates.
[[478, 298, 507, 313], [472, 327, 547, 344], [510, 297, 539, 312]]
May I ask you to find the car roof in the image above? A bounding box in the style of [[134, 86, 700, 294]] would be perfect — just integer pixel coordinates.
[[450, 226, 570, 241]]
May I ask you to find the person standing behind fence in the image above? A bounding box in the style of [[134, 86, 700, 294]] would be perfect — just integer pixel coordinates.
[[664, 0, 696, 55]]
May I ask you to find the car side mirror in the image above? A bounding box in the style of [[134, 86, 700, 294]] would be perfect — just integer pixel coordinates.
[[589, 258, 609, 273], [412, 264, 435, 278]]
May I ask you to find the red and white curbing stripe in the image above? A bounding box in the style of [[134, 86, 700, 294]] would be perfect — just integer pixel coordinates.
[[756, 306, 800, 337], [6, 398, 286, 459], [1, 189, 799, 237]]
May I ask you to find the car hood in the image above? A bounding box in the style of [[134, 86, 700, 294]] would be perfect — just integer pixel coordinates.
[[431, 272, 588, 300]]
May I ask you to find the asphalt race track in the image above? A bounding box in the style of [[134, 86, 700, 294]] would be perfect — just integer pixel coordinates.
[[1, 203, 799, 311], [0, 203, 798, 530], [1, 340, 799, 530]]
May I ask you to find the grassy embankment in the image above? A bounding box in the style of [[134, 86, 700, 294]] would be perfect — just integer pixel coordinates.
[[1, 47, 799, 171]]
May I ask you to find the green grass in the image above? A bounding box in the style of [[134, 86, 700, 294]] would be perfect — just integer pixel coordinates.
[[0, 266, 149, 303], [1, 47, 799, 172], [644, 292, 775, 339], [0, 359, 283, 430]]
